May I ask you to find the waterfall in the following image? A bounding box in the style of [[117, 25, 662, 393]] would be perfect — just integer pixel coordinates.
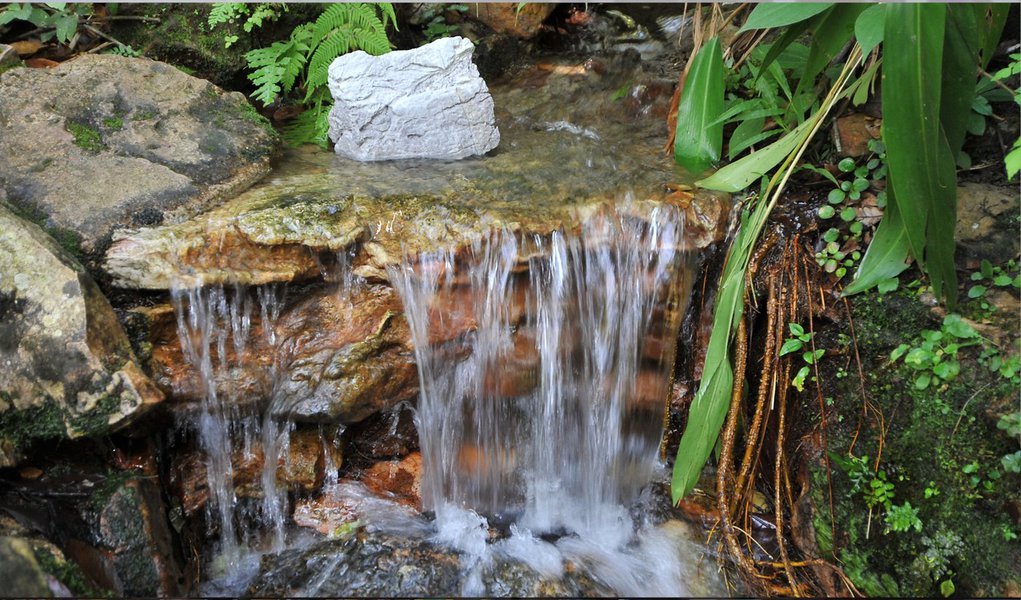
[[389, 201, 693, 536], [170, 281, 290, 562]]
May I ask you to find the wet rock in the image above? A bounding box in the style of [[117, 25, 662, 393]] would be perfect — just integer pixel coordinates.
[[170, 427, 342, 517], [345, 403, 419, 460], [471, 3, 554, 38], [0, 536, 58, 597], [955, 182, 1020, 262], [361, 452, 424, 510], [0, 54, 276, 263], [272, 285, 418, 423], [144, 284, 418, 424], [249, 528, 610, 597], [0, 205, 163, 467], [327, 36, 500, 161]]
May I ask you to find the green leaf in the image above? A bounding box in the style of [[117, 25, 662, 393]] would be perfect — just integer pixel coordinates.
[[675, 37, 725, 173], [840, 206, 857, 221], [882, 3, 959, 305], [780, 338, 804, 356], [942, 314, 979, 339], [792, 365, 810, 392], [941, 579, 956, 598], [933, 360, 960, 380], [740, 3, 834, 32], [968, 285, 987, 298], [697, 118, 815, 192], [915, 372, 932, 389], [890, 343, 910, 362], [843, 187, 911, 296], [793, 4, 866, 101], [52, 11, 78, 44], [854, 4, 886, 55], [818, 205, 835, 219]]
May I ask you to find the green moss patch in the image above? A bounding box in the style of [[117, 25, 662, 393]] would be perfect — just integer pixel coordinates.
[[66, 121, 104, 153]]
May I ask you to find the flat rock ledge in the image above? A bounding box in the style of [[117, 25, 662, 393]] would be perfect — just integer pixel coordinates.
[[0, 54, 278, 264]]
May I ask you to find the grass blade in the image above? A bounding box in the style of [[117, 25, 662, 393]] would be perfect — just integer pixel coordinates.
[[674, 37, 725, 173]]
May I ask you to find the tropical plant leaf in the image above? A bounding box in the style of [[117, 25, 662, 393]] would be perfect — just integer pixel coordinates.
[[755, 18, 820, 83], [674, 37, 725, 173], [792, 3, 866, 102], [696, 118, 814, 192], [739, 3, 833, 32], [941, 4, 981, 157], [843, 183, 911, 295], [854, 4, 886, 56], [882, 3, 958, 304]]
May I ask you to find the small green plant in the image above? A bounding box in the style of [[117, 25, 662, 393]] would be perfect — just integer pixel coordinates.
[[884, 501, 922, 533], [967, 259, 1021, 302], [208, 3, 285, 47], [419, 3, 468, 42], [989, 53, 1021, 179], [889, 314, 983, 391], [780, 322, 824, 391], [243, 3, 396, 147]]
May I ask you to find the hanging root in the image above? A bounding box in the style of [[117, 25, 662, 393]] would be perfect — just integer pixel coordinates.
[[711, 238, 860, 597]]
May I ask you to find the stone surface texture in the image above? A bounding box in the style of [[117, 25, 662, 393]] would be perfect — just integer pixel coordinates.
[[327, 36, 500, 161], [955, 181, 1020, 262], [0, 54, 277, 261], [0, 205, 163, 467], [471, 3, 554, 37]]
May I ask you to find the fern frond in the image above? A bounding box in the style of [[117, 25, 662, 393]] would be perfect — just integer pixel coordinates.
[[306, 27, 353, 95], [245, 25, 310, 106], [282, 101, 332, 148], [377, 3, 398, 31], [208, 3, 245, 29]]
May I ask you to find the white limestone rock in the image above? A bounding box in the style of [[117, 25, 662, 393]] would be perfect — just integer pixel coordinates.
[[327, 37, 500, 161]]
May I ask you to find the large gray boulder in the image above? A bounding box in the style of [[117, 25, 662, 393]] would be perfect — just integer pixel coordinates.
[[327, 36, 500, 161], [0, 54, 277, 266], [0, 203, 163, 467]]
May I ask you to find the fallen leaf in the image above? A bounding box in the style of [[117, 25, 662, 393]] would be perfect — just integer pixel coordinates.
[[11, 40, 45, 56], [25, 57, 61, 68]]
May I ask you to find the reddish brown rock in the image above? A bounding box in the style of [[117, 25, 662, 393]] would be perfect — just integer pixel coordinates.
[[170, 427, 342, 516], [470, 3, 554, 38], [833, 113, 881, 157], [361, 452, 424, 511]]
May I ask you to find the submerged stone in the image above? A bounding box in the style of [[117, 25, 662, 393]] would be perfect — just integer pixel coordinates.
[[327, 36, 500, 161], [0, 205, 163, 467]]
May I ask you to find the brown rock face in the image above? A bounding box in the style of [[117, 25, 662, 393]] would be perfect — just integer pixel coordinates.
[[361, 452, 424, 511], [471, 3, 555, 38], [170, 427, 342, 517]]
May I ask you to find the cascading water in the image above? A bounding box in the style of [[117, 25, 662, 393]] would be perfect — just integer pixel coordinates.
[[169, 282, 290, 561], [389, 200, 698, 595]]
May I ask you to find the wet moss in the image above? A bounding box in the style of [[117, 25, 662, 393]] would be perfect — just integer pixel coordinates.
[[32, 546, 109, 597], [102, 116, 124, 130], [815, 289, 1021, 597], [0, 393, 66, 453]]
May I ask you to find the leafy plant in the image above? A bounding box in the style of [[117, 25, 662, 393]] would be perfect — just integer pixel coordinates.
[[885, 501, 922, 533], [0, 2, 92, 44], [780, 322, 824, 392], [242, 3, 396, 147], [967, 258, 1021, 301], [989, 52, 1021, 179], [207, 3, 286, 48], [418, 3, 468, 42], [889, 314, 983, 390]]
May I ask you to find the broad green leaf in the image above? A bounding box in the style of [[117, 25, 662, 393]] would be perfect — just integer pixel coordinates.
[[843, 185, 910, 296], [974, 4, 1009, 70], [942, 5, 981, 156], [854, 4, 886, 55], [793, 4, 867, 101], [52, 11, 78, 44], [675, 38, 725, 173], [740, 3, 833, 32], [780, 338, 804, 356], [882, 3, 959, 304], [756, 19, 820, 85], [697, 118, 814, 192]]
